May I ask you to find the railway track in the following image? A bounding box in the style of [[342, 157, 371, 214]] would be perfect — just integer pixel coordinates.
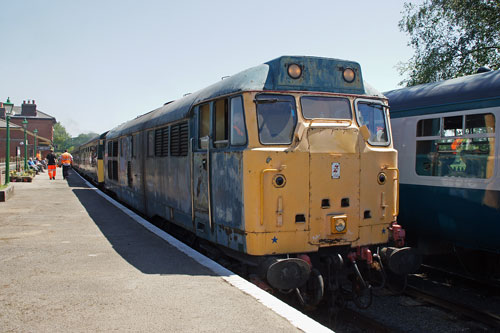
[[406, 278, 500, 330]]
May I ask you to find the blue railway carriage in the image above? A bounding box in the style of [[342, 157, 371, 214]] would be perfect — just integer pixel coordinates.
[[100, 56, 419, 309], [385, 70, 500, 259], [73, 132, 108, 184]]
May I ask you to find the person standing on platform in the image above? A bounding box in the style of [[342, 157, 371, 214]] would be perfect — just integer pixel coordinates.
[[46, 149, 57, 180], [60, 149, 73, 180]]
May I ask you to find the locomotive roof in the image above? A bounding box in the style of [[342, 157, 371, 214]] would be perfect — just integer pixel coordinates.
[[385, 70, 500, 118], [106, 56, 383, 139]]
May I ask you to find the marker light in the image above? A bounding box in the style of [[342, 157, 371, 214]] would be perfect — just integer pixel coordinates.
[[343, 68, 355, 83], [335, 218, 346, 233], [288, 64, 302, 79]]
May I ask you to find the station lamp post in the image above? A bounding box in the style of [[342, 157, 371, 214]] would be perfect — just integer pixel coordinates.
[[3, 97, 14, 185], [33, 129, 38, 159], [22, 118, 28, 171]]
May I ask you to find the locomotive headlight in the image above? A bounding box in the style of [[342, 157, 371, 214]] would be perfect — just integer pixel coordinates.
[[378, 172, 387, 185], [331, 215, 347, 234], [343, 68, 355, 83], [287, 63, 302, 79], [273, 174, 286, 188]]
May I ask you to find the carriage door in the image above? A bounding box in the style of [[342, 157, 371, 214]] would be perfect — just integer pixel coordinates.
[[192, 103, 212, 235]]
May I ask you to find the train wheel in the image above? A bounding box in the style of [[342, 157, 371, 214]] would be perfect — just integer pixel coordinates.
[[295, 268, 324, 310]]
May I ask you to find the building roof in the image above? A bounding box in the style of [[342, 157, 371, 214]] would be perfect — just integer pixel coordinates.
[[9, 105, 56, 121], [0, 119, 21, 129]]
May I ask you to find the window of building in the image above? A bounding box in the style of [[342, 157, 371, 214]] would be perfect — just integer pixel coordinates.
[[415, 113, 495, 179]]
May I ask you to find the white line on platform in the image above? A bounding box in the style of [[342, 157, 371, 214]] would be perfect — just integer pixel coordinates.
[[76, 173, 333, 333]]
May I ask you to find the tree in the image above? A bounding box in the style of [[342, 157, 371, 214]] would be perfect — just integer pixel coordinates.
[[398, 0, 500, 86], [53, 122, 71, 153]]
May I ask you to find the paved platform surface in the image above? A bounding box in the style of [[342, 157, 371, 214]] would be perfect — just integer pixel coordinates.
[[0, 169, 326, 332]]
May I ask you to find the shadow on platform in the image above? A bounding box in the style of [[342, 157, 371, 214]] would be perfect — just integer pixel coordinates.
[[66, 171, 219, 277]]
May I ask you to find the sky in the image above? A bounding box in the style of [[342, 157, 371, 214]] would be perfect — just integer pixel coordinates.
[[0, 0, 417, 137]]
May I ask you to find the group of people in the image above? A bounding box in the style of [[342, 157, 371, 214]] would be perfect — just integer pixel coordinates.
[[44, 149, 73, 180], [27, 157, 46, 173]]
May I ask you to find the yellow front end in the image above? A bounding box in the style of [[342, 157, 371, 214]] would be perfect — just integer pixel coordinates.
[[240, 92, 398, 256]]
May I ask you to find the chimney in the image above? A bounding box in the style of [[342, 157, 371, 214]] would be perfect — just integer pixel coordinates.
[[0, 103, 5, 119], [21, 99, 37, 117]]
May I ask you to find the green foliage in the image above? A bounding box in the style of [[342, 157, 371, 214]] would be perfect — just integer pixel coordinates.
[[53, 122, 71, 153], [52, 122, 98, 153], [399, 0, 500, 86]]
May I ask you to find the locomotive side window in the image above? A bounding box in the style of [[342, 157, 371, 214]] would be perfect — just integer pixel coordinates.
[[214, 98, 229, 148], [112, 141, 118, 157], [301, 96, 351, 120], [355, 100, 390, 146], [147, 130, 154, 157], [230, 96, 247, 146], [131, 134, 137, 158], [415, 113, 495, 178], [256, 94, 297, 145], [199, 103, 210, 149]]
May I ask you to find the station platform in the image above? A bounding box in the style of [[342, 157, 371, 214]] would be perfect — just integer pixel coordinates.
[[0, 168, 331, 332]]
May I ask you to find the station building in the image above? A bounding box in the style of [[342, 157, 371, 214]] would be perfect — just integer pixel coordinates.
[[0, 100, 56, 160]]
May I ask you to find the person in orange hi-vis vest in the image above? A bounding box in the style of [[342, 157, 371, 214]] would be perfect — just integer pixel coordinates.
[[46, 149, 58, 180], [60, 149, 73, 180]]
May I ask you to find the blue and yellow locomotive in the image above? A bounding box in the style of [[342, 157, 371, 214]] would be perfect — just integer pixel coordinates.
[[74, 56, 420, 308]]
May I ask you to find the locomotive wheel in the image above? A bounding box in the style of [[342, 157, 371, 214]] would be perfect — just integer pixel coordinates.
[[296, 268, 324, 310]]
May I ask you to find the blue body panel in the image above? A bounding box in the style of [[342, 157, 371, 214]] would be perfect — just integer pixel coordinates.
[[399, 184, 500, 253]]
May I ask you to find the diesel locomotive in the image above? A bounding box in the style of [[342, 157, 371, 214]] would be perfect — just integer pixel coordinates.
[[385, 69, 500, 274], [74, 56, 420, 308]]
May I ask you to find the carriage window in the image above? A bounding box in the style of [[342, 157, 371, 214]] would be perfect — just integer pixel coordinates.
[[443, 116, 463, 137], [465, 113, 495, 134], [415, 113, 495, 178], [417, 118, 440, 137], [199, 103, 210, 148], [230, 96, 247, 146], [301, 96, 351, 120], [356, 101, 389, 145], [256, 94, 297, 145], [214, 98, 228, 148]]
